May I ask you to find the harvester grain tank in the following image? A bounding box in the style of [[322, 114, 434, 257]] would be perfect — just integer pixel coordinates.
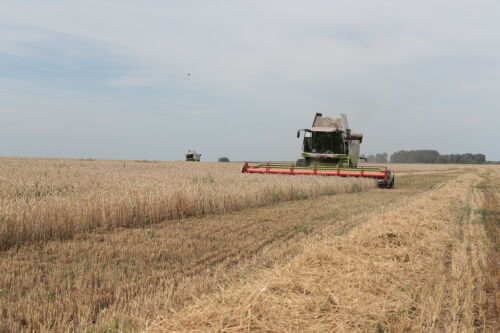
[[185, 150, 201, 162], [241, 113, 395, 188]]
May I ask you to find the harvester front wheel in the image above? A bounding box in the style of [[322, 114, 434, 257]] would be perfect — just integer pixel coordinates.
[[388, 175, 395, 188], [385, 175, 395, 189], [378, 174, 395, 189], [296, 159, 308, 167]]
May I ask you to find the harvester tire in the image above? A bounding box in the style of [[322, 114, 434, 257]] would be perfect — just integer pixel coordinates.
[[388, 175, 395, 189], [296, 159, 308, 167], [378, 175, 395, 189], [384, 175, 395, 189]]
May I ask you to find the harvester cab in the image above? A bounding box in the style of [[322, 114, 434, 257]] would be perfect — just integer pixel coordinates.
[[296, 113, 363, 168], [241, 113, 395, 189]]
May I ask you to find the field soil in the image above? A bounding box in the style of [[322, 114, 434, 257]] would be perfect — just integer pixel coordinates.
[[0, 160, 497, 332]]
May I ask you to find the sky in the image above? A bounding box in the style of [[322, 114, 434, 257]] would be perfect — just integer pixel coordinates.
[[1, 0, 499, 161]]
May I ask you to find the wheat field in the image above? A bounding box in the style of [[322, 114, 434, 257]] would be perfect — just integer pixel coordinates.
[[0, 157, 372, 250], [0, 158, 497, 332]]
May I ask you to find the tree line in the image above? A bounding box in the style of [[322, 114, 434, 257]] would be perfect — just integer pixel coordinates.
[[365, 150, 487, 164]]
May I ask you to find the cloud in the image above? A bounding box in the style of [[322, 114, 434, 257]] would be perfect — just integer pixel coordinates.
[[107, 72, 163, 87], [0, 1, 499, 160]]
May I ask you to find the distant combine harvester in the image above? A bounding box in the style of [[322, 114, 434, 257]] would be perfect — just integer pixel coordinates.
[[185, 150, 201, 162]]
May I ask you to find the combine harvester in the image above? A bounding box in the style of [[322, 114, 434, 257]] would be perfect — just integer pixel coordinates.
[[185, 150, 201, 162], [242, 113, 395, 188]]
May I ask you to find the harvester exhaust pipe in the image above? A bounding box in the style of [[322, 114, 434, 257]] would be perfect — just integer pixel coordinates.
[[312, 113, 323, 127]]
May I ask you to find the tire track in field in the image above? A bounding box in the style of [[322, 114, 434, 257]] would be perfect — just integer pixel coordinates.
[[479, 176, 499, 330]]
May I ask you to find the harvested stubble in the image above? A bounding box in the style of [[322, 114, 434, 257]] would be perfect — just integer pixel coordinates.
[[149, 173, 496, 332], [0, 158, 373, 250], [1, 172, 444, 333]]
